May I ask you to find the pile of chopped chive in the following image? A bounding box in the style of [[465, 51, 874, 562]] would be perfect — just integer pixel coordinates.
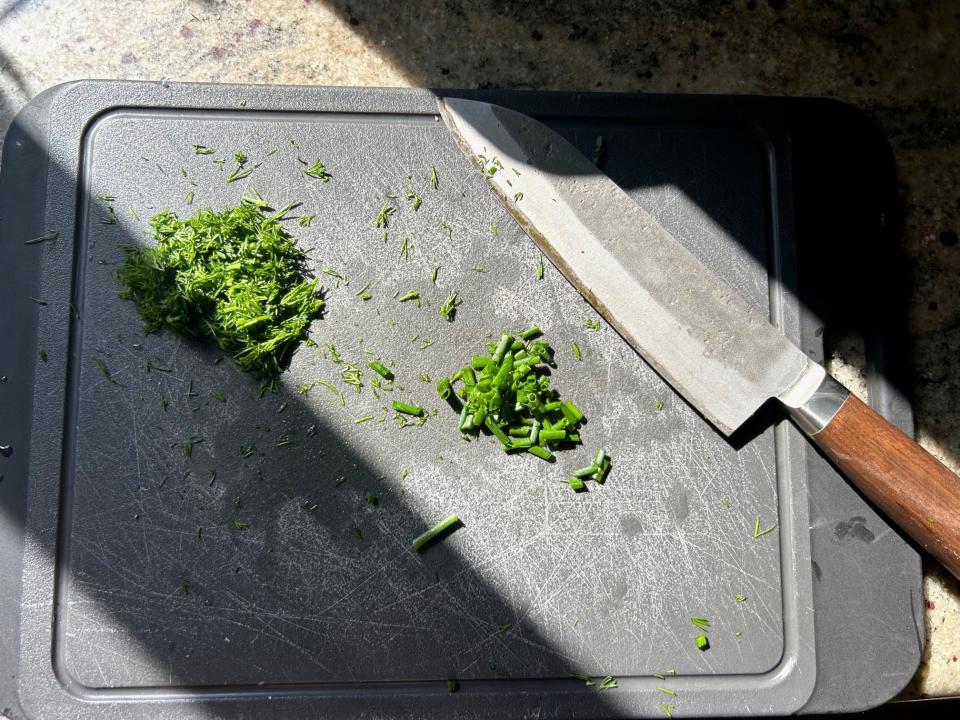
[[435, 327, 587, 463], [114, 202, 323, 389]]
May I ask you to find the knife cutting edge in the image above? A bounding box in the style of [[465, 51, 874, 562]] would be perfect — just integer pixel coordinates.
[[439, 96, 960, 578]]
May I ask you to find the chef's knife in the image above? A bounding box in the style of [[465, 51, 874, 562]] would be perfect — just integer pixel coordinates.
[[439, 97, 960, 578]]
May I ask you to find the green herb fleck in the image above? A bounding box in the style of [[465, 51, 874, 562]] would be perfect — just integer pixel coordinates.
[[593, 135, 605, 166], [298, 214, 315, 227], [38, 350, 48, 363], [754, 517, 778, 539], [355, 415, 374, 424], [535, 255, 544, 279], [440, 290, 459, 321], [398, 290, 420, 303], [94, 358, 117, 384], [25, 229, 60, 245], [658, 702, 675, 718], [411, 514, 461, 551], [375, 202, 396, 228], [690, 616, 710, 632], [695, 634, 710, 651], [184, 435, 204, 458], [403, 189, 422, 211], [734, 594, 747, 603], [446, 678, 457, 692], [584, 318, 601, 330], [513, 191, 523, 202], [430, 165, 439, 189], [441, 222, 452, 237], [598, 675, 617, 690], [211, 389, 226, 402], [233, 519, 247, 530], [572, 342, 583, 361], [193, 144, 215, 155], [365, 491, 379, 505], [302, 159, 331, 181]]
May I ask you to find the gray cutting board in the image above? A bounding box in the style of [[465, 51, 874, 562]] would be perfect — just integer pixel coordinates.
[[0, 81, 921, 719]]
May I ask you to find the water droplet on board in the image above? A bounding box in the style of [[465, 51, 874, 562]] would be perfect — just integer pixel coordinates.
[[0, 445, 12, 458], [0, 375, 7, 382]]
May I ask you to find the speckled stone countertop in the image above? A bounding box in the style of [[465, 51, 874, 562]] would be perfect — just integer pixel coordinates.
[[0, 0, 958, 702]]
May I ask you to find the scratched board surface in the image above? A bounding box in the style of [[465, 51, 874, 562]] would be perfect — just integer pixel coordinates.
[[60, 107, 787, 687]]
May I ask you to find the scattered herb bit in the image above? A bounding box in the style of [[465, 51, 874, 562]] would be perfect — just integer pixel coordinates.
[[322, 267, 348, 284], [101, 208, 118, 225], [351, 526, 363, 540], [570, 674, 595, 686], [584, 318, 601, 330], [489, 224, 498, 236], [398, 290, 420, 303], [193, 144, 215, 155], [571, 342, 583, 361], [658, 702, 675, 718], [233, 519, 247, 530], [114, 204, 323, 385], [240, 444, 256, 458], [301, 159, 331, 181], [411, 514, 462, 552], [734, 594, 747, 603], [38, 350, 48, 363], [226, 152, 253, 183], [182, 579, 190, 593], [655, 401, 665, 411], [657, 686, 676, 696], [598, 676, 617, 690], [29, 296, 47, 306], [695, 634, 710, 651], [341, 365, 363, 393], [430, 165, 440, 189], [184, 190, 195, 205], [496, 623, 512, 635], [690, 616, 710, 632], [753, 517, 778, 539], [439, 290, 459, 321], [431, 266, 440, 285], [593, 135, 605, 166], [403, 190, 422, 211], [160, 395, 169, 411], [441, 222, 452, 237], [392, 401, 424, 417], [298, 214, 315, 227], [355, 415, 374, 424], [184, 435, 204, 458], [535, 255, 544, 280], [721, 497, 732, 508], [24, 229, 60, 246], [471, 265, 485, 273], [368, 360, 394, 380], [513, 191, 523, 202], [211, 389, 226, 402], [446, 679, 457, 692], [365, 491, 379, 505], [375, 202, 396, 228], [94, 358, 117, 384], [400, 235, 410, 260]]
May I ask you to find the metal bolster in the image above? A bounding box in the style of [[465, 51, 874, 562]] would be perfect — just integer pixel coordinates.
[[787, 374, 850, 435]]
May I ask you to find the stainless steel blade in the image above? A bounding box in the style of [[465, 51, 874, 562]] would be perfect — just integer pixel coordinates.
[[438, 97, 825, 435]]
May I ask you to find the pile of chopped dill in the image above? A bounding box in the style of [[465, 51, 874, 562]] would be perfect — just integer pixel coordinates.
[[114, 202, 323, 387], [435, 327, 588, 463]]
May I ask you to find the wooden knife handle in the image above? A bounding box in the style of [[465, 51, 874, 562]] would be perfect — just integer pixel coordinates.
[[809, 392, 960, 577]]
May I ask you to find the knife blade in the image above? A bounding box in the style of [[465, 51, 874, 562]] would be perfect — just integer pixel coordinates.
[[439, 96, 960, 578]]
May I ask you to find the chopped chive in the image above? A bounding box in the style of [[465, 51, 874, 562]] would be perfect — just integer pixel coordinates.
[[29, 297, 47, 306], [233, 519, 247, 530], [695, 634, 710, 651], [431, 265, 440, 284], [184, 435, 204, 458], [584, 318, 601, 330], [411, 514, 462, 552], [193, 144, 214, 154], [567, 477, 585, 491], [735, 594, 747, 602], [446, 679, 457, 692], [594, 449, 606, 467], [513, 191, 523, 202], [535, 255, 544, 279], [496, 623, 512, 634], [392, 401, 424, 417], [298, 214, 315, 227], [528, 445, 554, 461], [519, 326, 541, 340], [572, 342, 583, 361], [658, 702, 675, 718], [38, 350, 48, 363], [656, 686, 676, 697], [403, 189, 422, 210], [398, 290, 419, 303], [572, 465, 598, 478], [315, 380, 345, 406], [375, 202, 396, 228], [690, 616, 710, 631], [441, 222, 452, 237], [365, 491, 378, 505], [655, 401, 665, 411], [94, 358, 117, 384], [368, 360, 394, 380], [430, 165, 439, 189], [355, 415, 374, 423], [436, 377, 452, 399]]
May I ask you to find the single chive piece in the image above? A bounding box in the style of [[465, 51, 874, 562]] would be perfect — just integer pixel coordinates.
[[573, 465, 598, 479], [355, 281, 371, 296], [355, 415, 374, 423], [567, 477, 585, 491], [572, 342, 583, 361], [695, 634, 710, 651], [528, 445, 554, 461], [598, 675, 617, 690], [182, 579, 190, 593], [492, 333, 513, 364], [594, 457, 611, 483], [510, 438, 533, 449], [411, 514, 462, 552], [29, 296, 47, 305], [489, 224, 498, 236], [441, 222, 452, 237], [440, 290, 459, 321], [211, 389, 226, 402], [735, 594, 747, 603], [315, 380, 345, 407], [302, 159, 331, 181], [721, 497, 732, 508], [398, 290, 420, 303], [496, 623, 512, 634], [594, 449, 606, 467], [430, 165, 440, 189], [365, 491, 379, 505], [233, 519, 247, 530], [193, 144, 214, 154], [564, 401, 584, 422], [535, 255, 544, 279], [436, 377, 452, 399], [38, 350, 48, 363], [570, 673, 595, 686], [298, 214, 315, 227], [690, 616, 710, 631], [368, 360, 394, 380], [183, 435, 204, 458], [431, 265, 440, 284], [655, 401, 665, 411], [508, 426, 530, 437], [400, 234, 411, 260], [584, 318, 601, 330], [94, 358, 117, 384], [538, 429, 567, 442], [519, 325, 541, 340], [513, 191, 523, 202], [446, 678, 457, 692], [485, 417, 511, 448], [403, 189, 422, 210], [185, 191, 195, 205], [392, 401, 424, 417], [375, 202, 396, 228], [754, 517, 778, 539], [658, 702, 675, 718], [529, 420, 540, 444], [656, 686, 676, 697]]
